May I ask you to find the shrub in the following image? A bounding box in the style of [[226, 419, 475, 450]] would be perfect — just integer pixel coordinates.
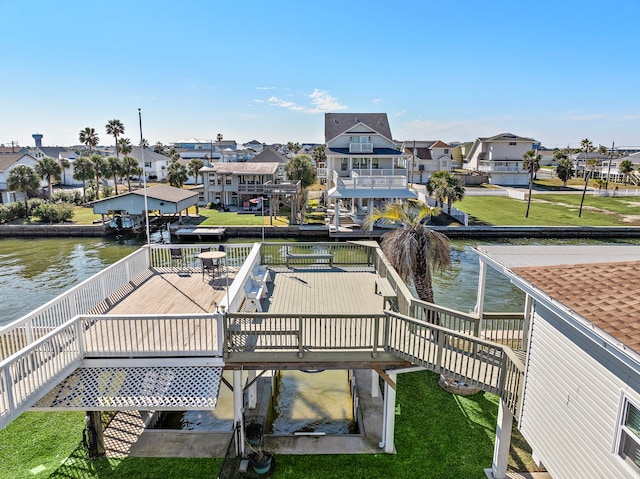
[[52, 190, 83, 205], [1, 202, 27, 222], [33, 203, 74, 223]]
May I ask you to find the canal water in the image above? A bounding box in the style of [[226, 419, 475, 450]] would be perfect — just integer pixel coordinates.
[[2, 235, 637, 433]]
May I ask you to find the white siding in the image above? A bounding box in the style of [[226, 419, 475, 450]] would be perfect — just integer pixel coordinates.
[[520, 302, 640, 479]]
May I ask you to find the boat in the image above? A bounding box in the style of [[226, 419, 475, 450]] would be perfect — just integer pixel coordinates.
[[108, 214, 135, 230]]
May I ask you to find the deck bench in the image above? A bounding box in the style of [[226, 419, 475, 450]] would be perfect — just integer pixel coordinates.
[[375, 276, 397, 309], [252, 264, 272, 286], [244, 278, 265, 312], [285, 248, 334, 268]]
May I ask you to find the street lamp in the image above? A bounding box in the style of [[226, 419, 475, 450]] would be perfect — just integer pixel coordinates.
[[217, 133, 224, 207]]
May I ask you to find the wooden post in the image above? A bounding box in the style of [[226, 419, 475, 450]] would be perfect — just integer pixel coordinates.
[[233, 369, 245, 456], [381, 371, 397, 453], [491, 399, 514, 479], [247, 370, 257, 409], [84, 411, 105, 459]]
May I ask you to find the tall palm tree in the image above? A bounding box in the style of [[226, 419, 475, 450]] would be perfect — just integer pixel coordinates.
[[365, 200, 450, 304], [35, 157, 62, 199], [90, 154, 106, 199], [106, 157, 122, 195], [72, 156, 95, 201], [312, 145, 326, 164], [117, 137, 132, 157], [8, 165, 41, 214], [167, 159, 188, 188], [522, 150, 541, 218], [105, 119, 125, 159], [59, 158, 70, 185], [578, 158, 601, 217], [121, 156, 140, 191], [580, 138, 593, 178], [555, 157, 575, 187], [139, 138, 149, 148], [79, 127, 99, 154]]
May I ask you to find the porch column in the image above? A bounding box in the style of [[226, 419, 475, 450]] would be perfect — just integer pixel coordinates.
[[334, 202, 339, 230], [491, 399, 514, 479], [85, 411, 105, 459], [247, 370, 257, 409], [233, 369, 245, 456], [522, 293, 533, 351], [380, 372, 397, 453]]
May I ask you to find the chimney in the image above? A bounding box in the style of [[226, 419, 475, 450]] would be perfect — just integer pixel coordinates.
[[32, 133, 43, 148]]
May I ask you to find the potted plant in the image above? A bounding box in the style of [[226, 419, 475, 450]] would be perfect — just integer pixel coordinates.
[[246, 442, 273, 475]]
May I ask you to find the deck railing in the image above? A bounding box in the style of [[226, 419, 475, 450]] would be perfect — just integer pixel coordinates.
[[148, 243, 254, 271], [0, 248, 149, 359], [0, 312, 225, 428], [260, 241, 373, 267]]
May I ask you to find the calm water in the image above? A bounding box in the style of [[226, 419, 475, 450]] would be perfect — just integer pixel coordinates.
[[2, 236, 638, 327]]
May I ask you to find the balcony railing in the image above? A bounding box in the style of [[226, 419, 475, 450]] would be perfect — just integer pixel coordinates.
[[349, 142, 373, 153]]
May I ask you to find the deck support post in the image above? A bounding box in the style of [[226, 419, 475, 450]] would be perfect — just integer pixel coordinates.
[[380, 371, 397, 453], [371, 370, 380, 398], [474, 259, 487, 331], [233, 369, 245, 456], [247, 370, 257, 409], [491, 398, 513, 479], [84, 411, 105, 459]]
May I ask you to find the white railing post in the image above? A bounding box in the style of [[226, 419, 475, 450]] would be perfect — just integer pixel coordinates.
[[75, 318, 85, 359]]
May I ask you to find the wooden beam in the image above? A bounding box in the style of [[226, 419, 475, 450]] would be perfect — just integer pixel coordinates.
[[373, 365, 396, 390]]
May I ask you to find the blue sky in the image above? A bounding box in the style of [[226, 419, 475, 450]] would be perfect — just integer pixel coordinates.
[[2, 0, 639, 150]]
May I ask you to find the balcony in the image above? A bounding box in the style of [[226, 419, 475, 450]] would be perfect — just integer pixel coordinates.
[[349, 142, 374, 153]]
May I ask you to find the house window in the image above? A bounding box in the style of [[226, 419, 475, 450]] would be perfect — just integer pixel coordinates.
[[509, 142, 517, 146], [618, 397, 640, 472], [444, 149, 449, 154], [144, 162, 152, 168], [225, 176, 232, 185], [372, 158, 379, 169], [341, 158, 348, 171]]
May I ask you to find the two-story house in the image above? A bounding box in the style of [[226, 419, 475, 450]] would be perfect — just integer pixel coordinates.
[[465, 133, 539, 186], [402, 140, 453, 183], [324, 113, 415, 229]]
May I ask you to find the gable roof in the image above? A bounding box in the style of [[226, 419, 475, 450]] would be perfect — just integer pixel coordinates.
[[430, 140, 451, 148], [0, 153, 36, 173], [37, 147, 75, 159], [247, 146, 287, 164], [126, 147, 171, 163], [201, 162, 279, 175], [513, 261, 640, 355], [130, 184, 197, 202], [325, 113, 393, 142], [478, 133, 536, 143]]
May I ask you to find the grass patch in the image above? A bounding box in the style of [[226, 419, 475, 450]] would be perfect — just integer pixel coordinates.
[[1, 372, 540, 478], [194, 209, 289, 226], [456, 195, 638, 226]]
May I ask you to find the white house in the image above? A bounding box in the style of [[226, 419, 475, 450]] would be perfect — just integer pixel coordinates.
[[475, 245, 640, 479], [465, 133, 539, 186], [401, 140, 453, 183], [0, 153, 46, 204], [324, 113, 415, 229]]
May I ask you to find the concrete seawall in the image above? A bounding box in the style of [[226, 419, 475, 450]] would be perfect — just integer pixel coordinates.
[[0, 224, 109, 237]]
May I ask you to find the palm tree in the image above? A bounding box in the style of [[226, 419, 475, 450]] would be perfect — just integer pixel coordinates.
[[312, 145, 326, 164], [580, 138, 593, 178], [365, 200, 450, 304], [188, 159, 205, 185], [35, 157, 62, 199], [105, 119, 125, 159], [578, 158, 601, 217], [59, 158, 70, 185], [522, 150, 541, 218], [619, 159, 634, 185], [90, 154, 106, 199], [121, 156, 140, 191], [72, 156, 95, 201], [167, 160, 188, 188], [284, 155, 317, 188], [555, 157, 575, 187], [8, 165, 41, 214], [425, 171, 465, 213], [139, 138, 149, 148], [106, 157, 122, 195], [117, 137, 132, 157], [79, 127, 99, 154]]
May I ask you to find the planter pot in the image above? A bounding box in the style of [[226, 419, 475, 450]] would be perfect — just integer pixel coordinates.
[[250, 451, 273, 475]]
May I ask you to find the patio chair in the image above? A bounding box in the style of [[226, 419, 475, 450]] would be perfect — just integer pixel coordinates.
[[202, 257, 219, 281], [170, 248, 183, 268]]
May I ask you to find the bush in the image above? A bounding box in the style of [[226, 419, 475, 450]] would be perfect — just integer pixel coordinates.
[[0, 202, 27, 222], [28, 198, 46, 211], [52, 190, 83, 205], [33, 203, 74, 223]]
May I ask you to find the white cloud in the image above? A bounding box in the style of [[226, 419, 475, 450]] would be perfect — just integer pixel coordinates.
[[256, 86, 276, 90], [372, 98, 382, 103], [395, 110, 407, 117], [265, 89, 346, 114]]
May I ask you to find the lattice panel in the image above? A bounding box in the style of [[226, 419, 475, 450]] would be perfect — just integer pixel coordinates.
[[34, 366, 222, 410]]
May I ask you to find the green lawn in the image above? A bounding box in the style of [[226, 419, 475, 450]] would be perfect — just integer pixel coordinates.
[[0, 371, 539, 479], [456, 195, 640, 226]]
